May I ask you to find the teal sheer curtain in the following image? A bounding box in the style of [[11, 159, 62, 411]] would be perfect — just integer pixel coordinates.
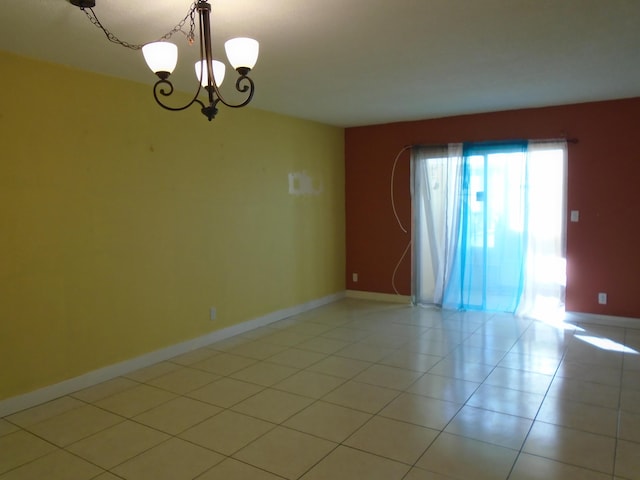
[[442, 141, 528, 312]]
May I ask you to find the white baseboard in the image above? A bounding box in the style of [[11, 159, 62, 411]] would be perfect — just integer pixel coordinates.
[[565, 311, 640, 330], [0, 291, 345, 418], [346, 290, 412, 304]]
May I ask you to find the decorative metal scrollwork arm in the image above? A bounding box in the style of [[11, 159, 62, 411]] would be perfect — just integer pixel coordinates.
[[151, 78, 206, 113], [213, 74, 255, 109]]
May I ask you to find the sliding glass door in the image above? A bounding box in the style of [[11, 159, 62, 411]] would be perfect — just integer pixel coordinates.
[[413, 141, 566, 315]]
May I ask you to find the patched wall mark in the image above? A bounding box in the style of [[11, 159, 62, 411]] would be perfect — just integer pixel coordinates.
[[288, 171, 323, 196]]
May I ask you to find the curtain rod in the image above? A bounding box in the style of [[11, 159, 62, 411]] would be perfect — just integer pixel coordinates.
[[407, 137, 579, 149], [533, 137, 579, 144]]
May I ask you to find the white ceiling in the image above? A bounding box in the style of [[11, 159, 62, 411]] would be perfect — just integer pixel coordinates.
[[1, 0, 639, 127]]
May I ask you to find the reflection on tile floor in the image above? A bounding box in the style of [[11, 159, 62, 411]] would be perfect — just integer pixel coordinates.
[[2, 299, 640, 479]]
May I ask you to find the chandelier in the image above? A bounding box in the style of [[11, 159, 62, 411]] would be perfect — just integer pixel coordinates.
[[70, 0, 259, 121]]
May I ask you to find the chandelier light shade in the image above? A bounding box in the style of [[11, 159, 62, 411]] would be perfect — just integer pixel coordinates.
[[224, 38, 260, 73], [70, 0, 259, 121], [142, 42, 178, 78], [195, 60, 226, 87]]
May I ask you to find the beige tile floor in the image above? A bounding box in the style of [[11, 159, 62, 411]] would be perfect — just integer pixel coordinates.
[[1, 299, 640, 480]]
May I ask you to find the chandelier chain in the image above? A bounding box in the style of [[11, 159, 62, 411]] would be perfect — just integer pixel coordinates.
[[80, 3, 197, 51]]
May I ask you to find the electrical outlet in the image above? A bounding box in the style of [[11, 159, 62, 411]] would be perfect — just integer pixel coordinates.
[[352, 273, 358, 282], [210, 307, 217, 320], [570, 210, 580, 222], [598, 293, 607, 305]]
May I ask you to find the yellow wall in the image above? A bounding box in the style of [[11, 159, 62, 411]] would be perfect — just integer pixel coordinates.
[[0, 51, 345, 400]]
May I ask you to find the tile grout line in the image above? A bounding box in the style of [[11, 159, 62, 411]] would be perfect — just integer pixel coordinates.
[[611, 327, 629, 480], [396, 311, 504, 479], [503, 317, 573, 480]]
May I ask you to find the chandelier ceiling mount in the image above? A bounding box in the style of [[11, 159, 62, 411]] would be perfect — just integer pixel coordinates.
[[71, 0, 96, 8]]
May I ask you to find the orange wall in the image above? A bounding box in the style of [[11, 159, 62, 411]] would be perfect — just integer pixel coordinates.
[[345, 97, 640, 318]]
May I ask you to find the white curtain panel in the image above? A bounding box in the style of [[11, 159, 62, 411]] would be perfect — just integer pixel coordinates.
[[412, 143, 463, 305], [516, 140, 567, 318]]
